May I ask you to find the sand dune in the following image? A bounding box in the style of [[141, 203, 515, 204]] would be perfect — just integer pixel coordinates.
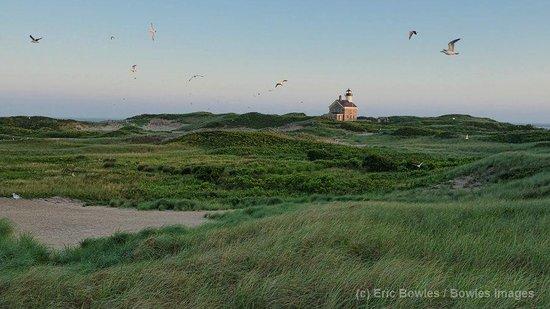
[[0, 197, 210, 249]]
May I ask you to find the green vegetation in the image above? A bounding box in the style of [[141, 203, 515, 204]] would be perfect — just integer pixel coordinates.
[[0, 112, 548, 307]]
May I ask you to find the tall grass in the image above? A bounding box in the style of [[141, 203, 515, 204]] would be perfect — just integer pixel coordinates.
[[0, 199, 548, 307]]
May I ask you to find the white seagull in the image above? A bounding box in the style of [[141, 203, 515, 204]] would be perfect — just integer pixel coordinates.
[[441, 38, 461, 56], [275, 79, 288, 88], [408, 30, 418, 40], [30, 35, 42, 43], [12, 193, 21, 199], [412, 162, 424, 168], [149, 23, 157, 41]]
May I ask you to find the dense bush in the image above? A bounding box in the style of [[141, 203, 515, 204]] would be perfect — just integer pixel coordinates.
[[102, 158, 117, 168], [486, 131, 550, 143], [307, 149, 335, 161], [435, 131, 459, 139], [391, 126, 437, 137], [337, 121, 367, 132], [191, 165, 226, 182], [363, 154, 398, 172]]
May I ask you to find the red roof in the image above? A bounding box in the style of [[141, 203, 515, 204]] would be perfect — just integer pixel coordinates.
[[337, 100, 357, 108]]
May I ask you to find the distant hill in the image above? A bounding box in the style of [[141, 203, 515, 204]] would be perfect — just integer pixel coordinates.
[[1, 112, 548, 143], [127, 112, 311, 130]]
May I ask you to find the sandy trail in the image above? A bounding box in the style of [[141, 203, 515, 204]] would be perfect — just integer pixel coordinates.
[[0, 197, 211, 249]]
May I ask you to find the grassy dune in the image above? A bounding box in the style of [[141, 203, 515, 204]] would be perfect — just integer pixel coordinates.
[[0, 113, 549, 307], [0, 198, 548, 307]]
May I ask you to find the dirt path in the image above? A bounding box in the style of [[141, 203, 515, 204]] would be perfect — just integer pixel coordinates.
[[0, 197, 211, 249]]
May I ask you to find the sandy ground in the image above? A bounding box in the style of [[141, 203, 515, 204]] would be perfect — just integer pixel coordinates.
[[143, 118, 184, 131], [0, 197, 211, 249]]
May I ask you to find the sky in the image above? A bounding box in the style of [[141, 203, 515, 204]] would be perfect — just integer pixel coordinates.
[[1, 0, 549, 123]]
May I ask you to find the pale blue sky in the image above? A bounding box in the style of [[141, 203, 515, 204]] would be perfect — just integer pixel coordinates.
[[1, 0, 549, 122]]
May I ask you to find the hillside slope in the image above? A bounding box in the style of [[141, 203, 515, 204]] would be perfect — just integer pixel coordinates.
[[0, 198, 548, 307]]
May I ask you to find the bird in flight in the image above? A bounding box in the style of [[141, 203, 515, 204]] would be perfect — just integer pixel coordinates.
[[412, 162, 424, 168], [130, 65, 137, 79], [408, 30, 418, 40], [275, 80, 288, 88], [29, 35, 42, 43], [110, 35, 116, 40], [441, 38, 461, 55], [149, 23, 157, 41], [188, 74, 205, 82]]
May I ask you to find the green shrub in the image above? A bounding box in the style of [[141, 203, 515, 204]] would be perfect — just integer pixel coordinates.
[[191, 165, 226, 182], [102, 158, 116, 168], [391, 126, 436, 137], [363, 154, 398, 172], [307, 149, 334, 161], [486, 131, 550, 143], [337, 122, 366, 132], [435, 131, 458, 139]]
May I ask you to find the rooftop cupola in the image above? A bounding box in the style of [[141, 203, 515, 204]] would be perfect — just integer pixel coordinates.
[[345, 89, 353, 103]]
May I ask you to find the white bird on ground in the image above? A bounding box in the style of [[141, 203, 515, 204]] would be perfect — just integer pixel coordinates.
[[12, 193, 21, 199], [275, 80, 288, 88], [441, 38, 461, 55], [149, 23, 157, 41], [188, 74, 205, 82], [465, 134, 470, 140], [30, 35, 42, 43], [413, 162, 424, 168], [408, 30, 418, 40]]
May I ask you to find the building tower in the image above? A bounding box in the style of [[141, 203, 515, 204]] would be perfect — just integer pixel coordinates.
[[345, 89, 353, 103]]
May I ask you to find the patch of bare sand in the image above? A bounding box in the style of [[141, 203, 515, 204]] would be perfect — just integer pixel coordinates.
[[450, 176, 482, 189], [0, 197, 212, 249], [75, 121, 125, 132], [277, 124, 304, 132], [144, 118, 185, 131]]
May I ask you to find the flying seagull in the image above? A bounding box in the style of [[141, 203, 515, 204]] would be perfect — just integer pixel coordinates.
[[110, 35, 116, 40], [130, 65, 137, 79], [149, 23, 157, 41], [275, 80, 288, 88], [30, 35, 42, 43], [441, 38, 461, 56], [12, 193, 21, 199], [412, 162, 424, 168], [408, 30, 418, 40], [188, 74, 205, 82]]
